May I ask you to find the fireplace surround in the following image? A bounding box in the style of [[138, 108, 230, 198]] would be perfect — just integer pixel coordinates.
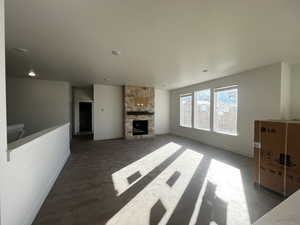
[[124, 86, 155, 139], [133, 120, 149, 136]]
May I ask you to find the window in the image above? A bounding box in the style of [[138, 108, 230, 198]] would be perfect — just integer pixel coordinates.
[[194, 89, 211, 130], [180, 94, 192, 128], [214, 86, 238, 135]]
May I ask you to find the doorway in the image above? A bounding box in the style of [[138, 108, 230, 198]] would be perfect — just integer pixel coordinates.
[[79, 102, 92, 133]]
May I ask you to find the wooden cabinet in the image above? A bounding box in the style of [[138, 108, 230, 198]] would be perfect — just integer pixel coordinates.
[[254, 120, 300, 196]]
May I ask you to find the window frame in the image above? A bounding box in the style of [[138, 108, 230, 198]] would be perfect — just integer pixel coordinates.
[[179, 93, 193, 128], [193, 88, 211, 131], [213, 85, 239, 136]]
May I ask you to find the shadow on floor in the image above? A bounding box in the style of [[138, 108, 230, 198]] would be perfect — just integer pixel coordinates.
[[32, 134, 284, 225], [195, 181, 227, 225]]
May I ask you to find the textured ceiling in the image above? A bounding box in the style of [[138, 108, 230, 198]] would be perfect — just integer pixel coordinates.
[[5, 0, 300, 90]]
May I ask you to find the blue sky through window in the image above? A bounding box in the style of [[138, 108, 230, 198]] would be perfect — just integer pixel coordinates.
[[217, 89, 237, 105], [196, 89, 210, 102]]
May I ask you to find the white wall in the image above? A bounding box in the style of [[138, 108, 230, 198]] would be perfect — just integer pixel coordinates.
[[155, 89, 170, 134], [93, 85, 171, 140], [93, 84, 123, 140], [73, 87, 93, 134], [0, 0, 6, 224], [170, 63, 282, 157], [6, 77, 71, 136], [290, 63, 300, 120], [2, 124, 70, 225]]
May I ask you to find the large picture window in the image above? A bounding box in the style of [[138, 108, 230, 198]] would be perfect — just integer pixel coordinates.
[[194, 89, 211, 130], [180, 94, 192, 128], [214, 86, 238, 135]]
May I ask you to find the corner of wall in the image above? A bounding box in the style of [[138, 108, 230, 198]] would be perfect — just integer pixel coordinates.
[[280, 62, 291, 120], [289, 63, 300, 120], [0, 1, 7, 224]]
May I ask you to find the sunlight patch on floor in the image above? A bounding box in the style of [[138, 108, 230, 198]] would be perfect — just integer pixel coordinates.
[[189, 159, 251, 225], [106, 150, 203, 225], [112, 142, 182, 196]]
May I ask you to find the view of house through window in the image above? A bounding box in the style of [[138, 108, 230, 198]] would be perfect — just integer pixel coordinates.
[[194, 89, 211, 130], [179, 86, 238, 136], [214, 86, 238, 135], [180, 94, 192, 128]]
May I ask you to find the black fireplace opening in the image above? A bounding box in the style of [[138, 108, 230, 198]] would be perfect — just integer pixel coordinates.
[[133, 120, 149, 136]]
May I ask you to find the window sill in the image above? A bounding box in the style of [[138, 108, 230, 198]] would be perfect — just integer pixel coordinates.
[[178, 125, 238, 137], [194, 127, 211, 132], [179, 125, 192, 129], [213, 130, 238, 136]]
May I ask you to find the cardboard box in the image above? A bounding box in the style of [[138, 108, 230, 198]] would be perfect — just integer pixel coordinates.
[[287, 123, 300, 173], [260, 121, 286, 168], [260, 165, 284, 194], [286, 170, 300, 196], [254, 120, 300, 196]]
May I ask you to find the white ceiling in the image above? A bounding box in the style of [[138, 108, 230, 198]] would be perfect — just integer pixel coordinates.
[[5, 0, 300, 90]]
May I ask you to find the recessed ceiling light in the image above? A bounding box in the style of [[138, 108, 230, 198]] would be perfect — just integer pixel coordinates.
[[203, 69, 208, 73], [112, 50, 121, 56], [28, 69, 37, 77]]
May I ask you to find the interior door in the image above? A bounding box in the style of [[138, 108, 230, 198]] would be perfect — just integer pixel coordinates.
[[79, 102, 92, 132]]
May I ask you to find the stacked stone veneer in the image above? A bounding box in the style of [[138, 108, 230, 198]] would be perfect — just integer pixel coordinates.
[[124, 86, 155, 139]]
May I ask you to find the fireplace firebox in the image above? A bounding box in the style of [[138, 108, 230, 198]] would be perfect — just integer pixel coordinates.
[[133, 120, 148, 136]]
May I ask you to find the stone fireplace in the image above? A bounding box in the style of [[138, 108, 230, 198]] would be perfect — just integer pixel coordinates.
[[124, 86, 154, 139]]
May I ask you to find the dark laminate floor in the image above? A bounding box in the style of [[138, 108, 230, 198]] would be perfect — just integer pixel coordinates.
[[33, 134, 284, 225]]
